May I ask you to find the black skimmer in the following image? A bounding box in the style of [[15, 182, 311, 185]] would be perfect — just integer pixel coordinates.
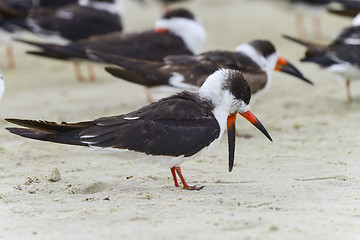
[[26, 0, 124, 41], [289, 0, 333, 38], [0, 0, 78, 68], [0, 0, 34, 68], [283, 15, 360, 101], [5, 69, 272, 190], [25, 0, 124, 81], [89, 39, 312, 102], [16, 8, 205, 81]]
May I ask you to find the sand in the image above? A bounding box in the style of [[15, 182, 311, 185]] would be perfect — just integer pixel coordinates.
[[1, 0, 360, 239]]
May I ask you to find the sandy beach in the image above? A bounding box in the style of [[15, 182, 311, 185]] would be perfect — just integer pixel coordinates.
[[1, 0, 360, 239]]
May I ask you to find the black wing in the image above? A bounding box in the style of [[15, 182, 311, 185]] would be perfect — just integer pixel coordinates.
[[80, 91, 220, 157], [0, 0, 33, 17], [100, 50, 267, 93], [27, 4, 123, 41], [168, 51, 267, 91], [326, 26, 360, 66], [39, 0, 78, 7], [86, 31, 193, 61], [6, 92, 219, 157]]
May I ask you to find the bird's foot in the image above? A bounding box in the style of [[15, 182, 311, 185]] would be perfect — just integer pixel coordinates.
[[170, 166, 204, 191], [183, 185, 204, 191]]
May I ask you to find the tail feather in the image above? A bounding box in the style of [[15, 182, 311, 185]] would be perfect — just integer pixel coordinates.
[[105, 67, 162, 86], [5, 119, 95, 146], [328, 9, 357, 18], [27, 51, 72, 60], [86, 49, 134, 66], [0, 18, 30, 32], [333, 0, 360, 10], [86, 49, 170, 87], [282, 34, 326, 52], [15, 39, 86, 60], [6, 127, 87, 146]]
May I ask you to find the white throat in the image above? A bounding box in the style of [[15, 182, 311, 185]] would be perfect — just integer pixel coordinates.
[[155, 17, 206, 54], [236, 43, 279, 89], [198, 70, 250, 139]]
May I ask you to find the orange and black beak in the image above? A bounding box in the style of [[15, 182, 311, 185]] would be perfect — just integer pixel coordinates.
[[226, 111, 272, 172], [227, 113, 237, 172], [275, 56, 313, 85]]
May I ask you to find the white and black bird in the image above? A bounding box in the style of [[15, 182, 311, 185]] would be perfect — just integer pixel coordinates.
[[90, 39, 312, 102], [284, 14, 360, 101], [5, 69, 272, 190], [16, 8, 205, 81], [0, 0, 36, 68], [0, 0, 93, 68], [22, 0, 124, 80]]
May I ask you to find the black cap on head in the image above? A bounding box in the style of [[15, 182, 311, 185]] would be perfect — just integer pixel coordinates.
[[162, 8, 195, 20], [249, 40, 276, 58], [222, 70, 251, 105]]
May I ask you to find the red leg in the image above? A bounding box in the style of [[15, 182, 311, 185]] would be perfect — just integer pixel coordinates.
[[174, 166, 203, 190], [145, 87, 154, 103], [87, 63, 96, 81], [170, 167, 179, 187], [346, 80, 352, 102], [73, 62, 84, 82], [313, 15, 323, 39], [162, 3, 170, 13], [295, 13, 306, 37], [7, 44, 15, 68]]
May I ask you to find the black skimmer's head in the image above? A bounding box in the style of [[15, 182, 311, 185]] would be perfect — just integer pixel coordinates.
[[154, 8, 206, 54], [199, 69, 272, 171], [236, 39, 312, 85], [5, 69, 272, 190]]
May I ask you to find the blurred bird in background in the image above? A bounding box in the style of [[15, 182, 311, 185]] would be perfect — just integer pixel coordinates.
[[0, 0, 124, 79], [89, 39, 312, 102], [0, 0, 78, 68], [16, 8, 206, 82], [284, 13, 360, 101]]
